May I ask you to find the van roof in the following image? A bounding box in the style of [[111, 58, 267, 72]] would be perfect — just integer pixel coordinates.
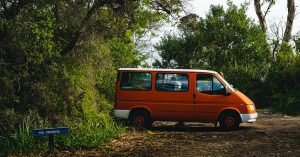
[[118, 68, 217, 74]]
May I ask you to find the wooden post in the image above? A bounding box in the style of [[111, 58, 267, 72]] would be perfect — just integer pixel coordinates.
[[48, 135, 55, 153]]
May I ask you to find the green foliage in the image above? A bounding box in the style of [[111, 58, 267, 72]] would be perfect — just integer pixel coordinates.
[[0, 3, 58, 110], [108, 38, 142, 69], [157, 3, 270, 69], [266, 43, 300, 114], [0, 109, 49, 156], [0, 109, 124, 156], [0, 37, 127, 156], [58, 117, 124, 149], [271, 87, 300, 115]]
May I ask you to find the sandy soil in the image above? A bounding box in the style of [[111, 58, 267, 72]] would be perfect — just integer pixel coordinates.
[[60, 109, 300, 157]]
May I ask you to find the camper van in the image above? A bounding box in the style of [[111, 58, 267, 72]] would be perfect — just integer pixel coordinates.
[[113, 68, 257, 130]]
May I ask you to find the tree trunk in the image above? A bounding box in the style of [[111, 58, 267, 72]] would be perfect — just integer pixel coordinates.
[[60, 1, 108, 56], [282, 0, 295, 43], [254, 0, 267, 35]]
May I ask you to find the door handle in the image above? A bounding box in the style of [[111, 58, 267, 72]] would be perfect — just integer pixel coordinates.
[[193, 93, 196, 98]]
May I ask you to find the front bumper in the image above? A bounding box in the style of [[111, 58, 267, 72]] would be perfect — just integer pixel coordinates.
[[113, 109, 130, 119], [240, 112, 258, 122]]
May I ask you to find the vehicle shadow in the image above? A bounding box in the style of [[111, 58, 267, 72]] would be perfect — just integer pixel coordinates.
[[149, 124, 254, 132]]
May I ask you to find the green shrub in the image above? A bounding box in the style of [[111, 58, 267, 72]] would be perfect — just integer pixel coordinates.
[[0, 109, 125, 156], [271, 87, 300, 114], [0, 110, 49, 156], [57, 117, 124, 149], [0, 39, 130, 156], [266, 43, 300, 114]]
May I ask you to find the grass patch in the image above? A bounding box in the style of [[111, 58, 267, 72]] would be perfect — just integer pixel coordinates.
[[0, 110, 125, 156]]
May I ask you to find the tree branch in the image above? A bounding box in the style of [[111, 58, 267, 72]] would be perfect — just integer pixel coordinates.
[[0, 0, 34, 20], [263, 0, 274, 18], [0, 0, 9, 13], [60, 0, 110, 56]]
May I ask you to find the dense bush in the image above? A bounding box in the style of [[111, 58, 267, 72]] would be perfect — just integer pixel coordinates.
[[0, 38, 125, 156], [266, 43, 300, 114], [0, 109, 124, 156]]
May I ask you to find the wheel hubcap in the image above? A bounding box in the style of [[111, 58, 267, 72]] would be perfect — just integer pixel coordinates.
[[133, 116, 145, 127], [225, 116, 234, 127]]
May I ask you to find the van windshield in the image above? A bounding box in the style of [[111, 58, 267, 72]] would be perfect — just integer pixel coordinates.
[[216, 73, 236, 92]]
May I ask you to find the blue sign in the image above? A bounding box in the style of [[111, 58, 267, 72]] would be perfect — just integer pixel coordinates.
[[33, 127, 69, 136]]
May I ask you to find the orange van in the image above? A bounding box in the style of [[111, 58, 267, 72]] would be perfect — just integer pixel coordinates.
[[113, 68, 257, 130]]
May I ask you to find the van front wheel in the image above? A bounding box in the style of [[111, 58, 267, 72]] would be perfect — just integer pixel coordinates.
[[130, 111, 151, 129], [219, 112, 240, 130]]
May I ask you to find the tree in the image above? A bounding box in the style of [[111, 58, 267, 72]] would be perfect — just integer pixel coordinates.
[[178, 13, 200, 32], [254, 0, 296, 53], [0, 0, 187, 128], [253, 0, 299, 113], [157, 3, 270, 69]]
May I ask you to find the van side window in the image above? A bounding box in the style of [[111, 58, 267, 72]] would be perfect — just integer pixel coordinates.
[[196, 74, 225, 95], [156, 73, 188, 92], [120, 72, 152, 90]]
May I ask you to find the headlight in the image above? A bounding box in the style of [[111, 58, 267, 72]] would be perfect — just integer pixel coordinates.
[[248, 104, 255, 111]]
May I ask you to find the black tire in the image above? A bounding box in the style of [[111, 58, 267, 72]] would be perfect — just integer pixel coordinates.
[[129, 111, 152, 129], [219, 112, 240, 130]]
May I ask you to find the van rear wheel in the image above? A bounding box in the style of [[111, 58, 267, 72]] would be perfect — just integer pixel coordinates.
[[130, 111, 151, 129], [219, 112, 240, 130]]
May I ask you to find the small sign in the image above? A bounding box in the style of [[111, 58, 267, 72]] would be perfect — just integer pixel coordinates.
[[33, 127, 69, 136]]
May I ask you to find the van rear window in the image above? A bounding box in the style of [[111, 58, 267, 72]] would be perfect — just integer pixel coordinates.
[[156, 73, 188, 92], [120, 72, 152, 90]]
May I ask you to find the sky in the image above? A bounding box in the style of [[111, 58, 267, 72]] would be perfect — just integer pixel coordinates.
[[146, 0, 300, 65], [189, 0, 300, 35]]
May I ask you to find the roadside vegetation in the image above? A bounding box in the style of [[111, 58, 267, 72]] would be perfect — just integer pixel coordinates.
[[0, 0, 299, 156]]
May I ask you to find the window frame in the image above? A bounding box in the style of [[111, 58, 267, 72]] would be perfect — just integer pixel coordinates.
[[212, 76, 226, 95], [196, 73, 226, 95], [120, 72, 152, 91], [155, 73, 189, 92]]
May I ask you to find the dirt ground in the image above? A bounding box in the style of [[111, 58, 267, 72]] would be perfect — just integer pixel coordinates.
[[61, 109, 300, 157]]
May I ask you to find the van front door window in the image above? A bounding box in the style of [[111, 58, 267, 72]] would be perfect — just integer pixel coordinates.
[[196, 74, 225, 95]]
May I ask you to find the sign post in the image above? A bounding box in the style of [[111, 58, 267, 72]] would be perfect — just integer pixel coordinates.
[[33, 127, 69, 153]]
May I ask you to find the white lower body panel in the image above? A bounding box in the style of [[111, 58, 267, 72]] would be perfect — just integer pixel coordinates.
[[240, 112, 258, 122], [113, 109, 130, 119]]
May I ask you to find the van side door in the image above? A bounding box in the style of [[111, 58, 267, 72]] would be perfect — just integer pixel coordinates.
[[193, 73, 231, 122], [151, 72, 194, 121]]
